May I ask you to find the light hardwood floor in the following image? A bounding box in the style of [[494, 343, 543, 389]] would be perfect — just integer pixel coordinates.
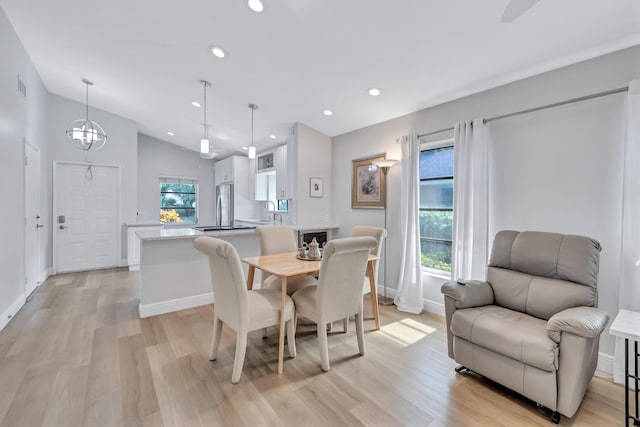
[[0, 268, 628, 426]]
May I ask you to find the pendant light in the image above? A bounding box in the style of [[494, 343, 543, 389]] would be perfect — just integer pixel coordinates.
[[200, 80, 216, 159], [248, 103, 258, 159], [65, 79, 107, 151]]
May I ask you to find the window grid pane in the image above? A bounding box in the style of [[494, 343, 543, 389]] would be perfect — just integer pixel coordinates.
[[160, 182, 198, 223], [419, 145, 453, 273]]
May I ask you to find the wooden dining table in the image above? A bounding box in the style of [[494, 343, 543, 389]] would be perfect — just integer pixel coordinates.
[[241, 251, 380, 374]]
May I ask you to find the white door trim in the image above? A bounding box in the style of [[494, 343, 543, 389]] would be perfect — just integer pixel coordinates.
[[24, 140, 42, 297], [52, 161, 122, 275]]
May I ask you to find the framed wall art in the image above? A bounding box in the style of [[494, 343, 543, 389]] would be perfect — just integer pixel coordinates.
[[309, 177, 324, 198], [351, 154, 385, 209]]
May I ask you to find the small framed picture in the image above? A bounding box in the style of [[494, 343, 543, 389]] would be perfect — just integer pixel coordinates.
[[309, 177, 323, 198], [352, 154, 385, 209]]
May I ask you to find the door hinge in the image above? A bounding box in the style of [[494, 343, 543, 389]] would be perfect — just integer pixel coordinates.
[[24, 156, 28, 166]]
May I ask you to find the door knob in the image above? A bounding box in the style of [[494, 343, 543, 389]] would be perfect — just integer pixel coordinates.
[[59, 225, 67, 230], [36, 224, 44, 228]]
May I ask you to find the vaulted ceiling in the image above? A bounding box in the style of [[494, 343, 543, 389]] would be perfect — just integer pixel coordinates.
[[2, 0, 639, 156]]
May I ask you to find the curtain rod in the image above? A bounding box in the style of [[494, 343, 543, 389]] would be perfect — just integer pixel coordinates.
[[416, 86, 628, 139], [483, 86, 628, 124], [417, 126, 455, 139]]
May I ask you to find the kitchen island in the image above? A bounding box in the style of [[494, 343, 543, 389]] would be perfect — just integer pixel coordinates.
[[136, 224, 340, 318], [136, 227, 261, 318]]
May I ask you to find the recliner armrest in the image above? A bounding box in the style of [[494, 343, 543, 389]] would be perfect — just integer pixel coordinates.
[[547, 306, 609, 343], [441, 280, 494, 309]]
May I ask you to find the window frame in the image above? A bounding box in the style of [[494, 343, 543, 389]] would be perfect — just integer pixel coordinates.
[[419, 138, 454, 277], [159, 175, 199, 225]]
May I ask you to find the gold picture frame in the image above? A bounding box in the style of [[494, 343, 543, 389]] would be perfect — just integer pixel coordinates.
[[351, 154, 386, 209]]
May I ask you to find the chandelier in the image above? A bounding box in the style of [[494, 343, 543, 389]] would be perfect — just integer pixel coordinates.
[[65, 79, 107, 151]]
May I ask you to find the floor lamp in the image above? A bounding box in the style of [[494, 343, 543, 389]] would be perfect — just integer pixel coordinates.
[[373, 158, 399, 305]]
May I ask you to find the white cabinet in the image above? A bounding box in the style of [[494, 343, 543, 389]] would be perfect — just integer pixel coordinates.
[[256, 150, 275, 172], [127, 225, 162, 270], [215, 157, 234, 184], [275, 144, 290, 199]]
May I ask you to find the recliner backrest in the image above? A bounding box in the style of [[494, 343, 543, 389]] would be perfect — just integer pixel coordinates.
[[487, 230, 601, 320]]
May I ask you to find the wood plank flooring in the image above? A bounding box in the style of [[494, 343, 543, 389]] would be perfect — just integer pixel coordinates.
[[0, 268, 629, 426]]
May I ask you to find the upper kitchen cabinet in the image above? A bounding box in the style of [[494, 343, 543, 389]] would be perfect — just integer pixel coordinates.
[[214, 156, 234, 184], [275, 144, 291, 199], [256, 150, 275, 173]]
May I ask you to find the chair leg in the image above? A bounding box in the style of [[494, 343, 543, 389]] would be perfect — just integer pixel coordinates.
[[209, 317, 223, 361], [262, 327, 267, 339], [286, 318, 297, 358], [343, 317, 348, 333], [231, 331, 248, 384], [355, 308, 365, 355], [318, 319, 330, 371], [551, 411, 561, 424]]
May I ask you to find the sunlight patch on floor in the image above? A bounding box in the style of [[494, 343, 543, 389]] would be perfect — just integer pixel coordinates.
[[379, 318, 436, 347]]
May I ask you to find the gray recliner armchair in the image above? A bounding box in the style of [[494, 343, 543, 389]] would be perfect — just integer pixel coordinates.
[[441, 230, 609, 424]]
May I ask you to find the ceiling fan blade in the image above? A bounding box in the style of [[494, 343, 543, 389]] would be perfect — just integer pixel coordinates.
[[501, 0, 541, 22]]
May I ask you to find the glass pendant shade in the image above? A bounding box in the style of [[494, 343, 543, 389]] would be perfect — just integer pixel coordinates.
[[248, 146, 256, 159], [200, 138, 210, 154], [65, 79, 107, 151]]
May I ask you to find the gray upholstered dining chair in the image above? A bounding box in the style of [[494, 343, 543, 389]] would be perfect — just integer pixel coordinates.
[[291, 236, 377, 371], [256, 226, 318, 295], [194, 236, 296, 384]]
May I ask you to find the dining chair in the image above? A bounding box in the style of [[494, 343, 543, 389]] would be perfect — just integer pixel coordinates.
[[256, 226, 318, 295], [194, 236, 296, 384], [291, 236, 377, 371], [343, 225, 387, 331]]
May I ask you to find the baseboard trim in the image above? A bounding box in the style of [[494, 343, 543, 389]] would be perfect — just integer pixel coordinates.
[[138, 292, 214, 318], [595, 352, 614, 378], [0, 294, 26, 332], [129, 265, 140, 271], [423, 298, 445, 316]]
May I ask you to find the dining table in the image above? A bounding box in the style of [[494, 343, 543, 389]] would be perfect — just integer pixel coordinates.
[[241, 251, 380, 374]]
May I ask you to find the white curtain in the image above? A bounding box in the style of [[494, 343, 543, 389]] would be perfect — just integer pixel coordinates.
[[451, 119, 488, 280], [394, 133, 423, 314], [614, 80, 640, 385]]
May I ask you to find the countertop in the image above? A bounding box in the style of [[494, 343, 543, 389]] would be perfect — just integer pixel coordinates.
[[126, 221, 164, 227], [136, 227, 257, 241], [136, 224, 340, 241]]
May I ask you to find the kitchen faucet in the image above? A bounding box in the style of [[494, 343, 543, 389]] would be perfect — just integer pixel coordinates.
[[265, 201, 277, 224]]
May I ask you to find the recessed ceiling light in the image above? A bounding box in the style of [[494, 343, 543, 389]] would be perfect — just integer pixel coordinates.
[[248, 0, 264, 12], [368, 88, 381, 96], [241, 146, 248, 150], [269, 134, 277, 139], [192, 101, 201, 107], [323, 109, 333, 116], [209, 45, 226, 58], [167, 131, 174, 136]]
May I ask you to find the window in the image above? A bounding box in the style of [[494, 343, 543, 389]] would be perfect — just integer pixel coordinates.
[[419, 144, 453, 273], [160, 177, 198, 224]]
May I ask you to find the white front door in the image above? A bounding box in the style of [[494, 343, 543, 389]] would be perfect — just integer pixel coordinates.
[[24, 142, 42, 296], [54, 162, 121, 273]]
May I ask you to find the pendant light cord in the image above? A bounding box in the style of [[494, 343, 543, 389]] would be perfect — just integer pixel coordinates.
[[251, 107, 254, 147], [85, 82, 90, 122], [203, 82, 207, 139]]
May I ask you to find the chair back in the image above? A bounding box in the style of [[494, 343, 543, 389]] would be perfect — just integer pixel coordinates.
[[194, 236, 248, 327], [351, 226, 386, 286], [487, 230, 601, 320], [316, 236, 377, 320], [256, 226, 298, 285]]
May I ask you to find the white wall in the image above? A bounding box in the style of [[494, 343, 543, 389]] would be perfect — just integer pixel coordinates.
[[47, 93, 138, 266], [292, 123, 332, 228], [0, 5, 49, 326], [332, 45, 640, 356], [138, 133, 215, 224]]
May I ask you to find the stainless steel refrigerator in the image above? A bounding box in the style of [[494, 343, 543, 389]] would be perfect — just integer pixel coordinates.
[[216, 183, 234, 226]]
